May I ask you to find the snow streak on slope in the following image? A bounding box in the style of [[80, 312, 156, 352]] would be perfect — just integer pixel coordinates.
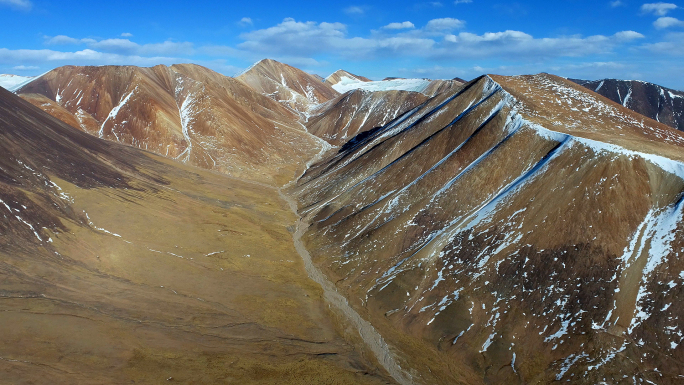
[[289, 74, 684, 384]]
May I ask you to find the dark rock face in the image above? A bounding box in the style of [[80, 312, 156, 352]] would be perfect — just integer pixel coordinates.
[[572, 78, 684, 131]]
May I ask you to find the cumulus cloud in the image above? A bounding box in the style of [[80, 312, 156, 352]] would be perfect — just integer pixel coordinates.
[[235, 18, 646, 63], [641, 32, 684, 54], [12, 65, 39, 70], [239, 17, 253, 26], [610, 1, 624, 7], [0, 0, 31, 10], [425, 18, 465, 31], [614, 30, 646, 40], [382, 21, 415, 29], [0, 48, 180, 68], [45, 35, 84, 45], [654, 16, 684, 28], [121, 32, 133, 37], [641, 2, 678, 15], [439, 30, 644, 59], [344, 6, 365, 15], [42, 35, 194, 56]]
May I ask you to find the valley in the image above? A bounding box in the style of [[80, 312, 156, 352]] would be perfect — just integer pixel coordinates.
[[2, 60, 684, 384]]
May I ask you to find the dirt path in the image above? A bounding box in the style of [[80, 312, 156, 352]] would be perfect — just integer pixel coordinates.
[[277, 186, 414, 385]]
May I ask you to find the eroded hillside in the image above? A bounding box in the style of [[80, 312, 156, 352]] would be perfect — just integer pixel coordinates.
[[16, 64, 322, 185], [0, 86, 393, 384], [286, 74, 684, 384]]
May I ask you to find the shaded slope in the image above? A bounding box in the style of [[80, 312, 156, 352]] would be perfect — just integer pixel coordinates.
[[286, 74, 684, 384], [572, 78, 684, 131], [16, 64, 321, 185], [306, 89, 428, 146], [236, 59, 339, 116], [0, 86, 393, 384]]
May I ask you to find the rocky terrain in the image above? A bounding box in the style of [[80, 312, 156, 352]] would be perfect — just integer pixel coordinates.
[[0, 85, 394, 384], [572, 78, 684, 131], [287, 74, 684, 384], [306, 89, 429, 146], [236, 59, 340, 118], [3, 59, 684, 384], [15, 64, 322, 185]]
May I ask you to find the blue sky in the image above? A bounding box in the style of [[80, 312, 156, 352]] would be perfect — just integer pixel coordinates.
[[1, 0, 683, 89]]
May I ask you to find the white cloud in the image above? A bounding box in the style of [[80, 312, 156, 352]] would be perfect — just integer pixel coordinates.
[[239, 17, 253, 26], [344, 6, 365, 15], [0, 0, 31, 10], [45, 35, 83, 45], [382, 21, 415, 30], [0, 48, 180, 67], [12, 65, 39, 70], [654, 16, 684, 28], [641, 2, 678, 16], [614, 30, 646, 40], [121, 32, 133, 37], [610, 0, 624, 7], [454, 0, 472, 3], [235, 18, 645, 63], [439, 30, 643, 59], [43, 35, 194, 56], [425, 18, 465, 31], [641, 32, 684, 54]]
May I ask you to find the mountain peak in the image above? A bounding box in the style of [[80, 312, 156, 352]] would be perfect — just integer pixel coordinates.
[[236, 58, 339, 114], [324, 69, 372, 86]]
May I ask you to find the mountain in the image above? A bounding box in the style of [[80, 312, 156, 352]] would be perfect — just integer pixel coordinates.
[[572, 78, 684, 131], [306, 89, 428, 146], [15, 64, 322, 185], [422, 78, 468, 97], [331, 76, 465, 97], [236, 59, 340, 117], [0, 85, 394, 384], [286, 74, 684, 384], [0, 74, 34, 91], [325, 69, 373, 85]]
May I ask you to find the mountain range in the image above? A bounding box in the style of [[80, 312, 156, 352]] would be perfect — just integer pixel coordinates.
[[2, 60, 684, 384]]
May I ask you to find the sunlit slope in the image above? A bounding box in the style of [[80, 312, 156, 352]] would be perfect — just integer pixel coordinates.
[[0, 86, 392, 384], [306, 89, 428, 146], [237, 59, 339, 117], [287, 74, 684, 384], [16, 64, 321, 185]]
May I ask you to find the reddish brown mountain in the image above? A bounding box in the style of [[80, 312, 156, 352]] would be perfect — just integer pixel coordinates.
[[0, 85, 393, 384], [286, 74, 684, 384], [236, 59, 340, 116], [306, 89, 428, 146], [325, 69, 373, 85], [16, 64, 322, 185]]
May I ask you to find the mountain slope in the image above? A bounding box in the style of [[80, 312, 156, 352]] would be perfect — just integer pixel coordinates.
[[236, 59, 340, 116], [572, 78, 684, 131], [306, 89, 428, 146], [0, 85, 394, 384], [16, 64, 321, 185], [286, 74, 684, 384], [325, 69, 373, 85]]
